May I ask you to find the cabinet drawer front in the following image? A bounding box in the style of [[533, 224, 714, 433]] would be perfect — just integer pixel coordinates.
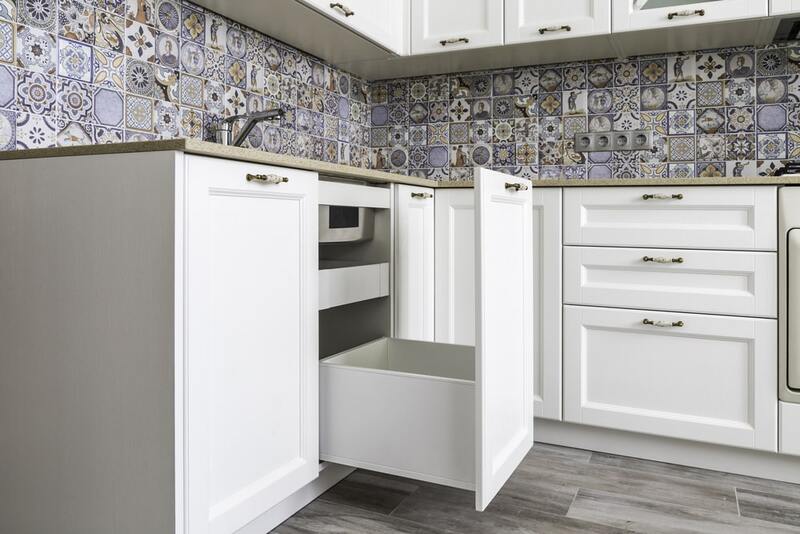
[[564, 306, 777, 451], [564, 186, 777, 250], [564, 247, 777, 317]]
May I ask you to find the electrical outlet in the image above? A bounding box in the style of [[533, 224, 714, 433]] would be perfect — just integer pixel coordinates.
[[574, 130, 654, 152]]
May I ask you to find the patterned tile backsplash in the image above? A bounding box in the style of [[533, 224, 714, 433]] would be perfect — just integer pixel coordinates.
[[0, 0, 373, 166], [371, 46, 800, 180], [0, 0, 798, 179]]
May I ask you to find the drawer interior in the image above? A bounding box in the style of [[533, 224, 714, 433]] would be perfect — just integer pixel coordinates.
[[322, 337, 474, 381]]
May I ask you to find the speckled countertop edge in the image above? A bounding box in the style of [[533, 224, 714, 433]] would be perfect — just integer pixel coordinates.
[[2, 140, 799, 188]]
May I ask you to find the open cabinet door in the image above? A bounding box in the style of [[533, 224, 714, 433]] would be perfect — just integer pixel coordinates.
[[474, 168, 535, 511]]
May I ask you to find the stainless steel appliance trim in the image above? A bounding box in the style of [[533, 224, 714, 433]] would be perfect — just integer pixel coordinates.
[[319, 205, 375, 243]]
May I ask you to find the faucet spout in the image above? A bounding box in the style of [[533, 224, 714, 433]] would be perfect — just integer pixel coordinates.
[[214, 109, 285, 147]]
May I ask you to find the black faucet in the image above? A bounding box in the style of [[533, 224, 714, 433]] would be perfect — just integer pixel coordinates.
[[213, 109, 285, 147]]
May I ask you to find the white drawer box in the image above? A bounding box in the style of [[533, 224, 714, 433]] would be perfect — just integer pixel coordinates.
[[564, 305, 777, 451], [563, 186, 778, 251], [563, 247, 777, 318], [321, 337, 475, 489], [319, 261, 390, 310]]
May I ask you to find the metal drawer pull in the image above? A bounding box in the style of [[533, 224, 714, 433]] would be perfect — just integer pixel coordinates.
[[642, 193, 683, 200], [246, 173, 289, 184], [643, 256, 684, 264], [505, 182, 529, 192], [668, 9, 705, 20], [440, 37, 469, 46], [643, 319, 685, 328], [539, 25, 571, 34], [411, 192, 433, 199], [329, 2, 354, 16]]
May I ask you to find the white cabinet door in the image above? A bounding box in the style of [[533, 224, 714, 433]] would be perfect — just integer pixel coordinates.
[[475, 168, 534, 511], [772, 0, 800, 14], [532, 189, 563, 420], [435, 189, 475, 346], [780, 402, 800, 455], [613, 0, 767, 32], [411, 0, 503, 54], [505, 0, 610, 44], [394, 184, 435, 341], [564, 305, 777, 451], [184, 156, 318, 534], [299, 0, 408, 54]]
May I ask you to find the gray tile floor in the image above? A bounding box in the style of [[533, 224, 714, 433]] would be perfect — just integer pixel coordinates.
[[273, 444, 800, 533]]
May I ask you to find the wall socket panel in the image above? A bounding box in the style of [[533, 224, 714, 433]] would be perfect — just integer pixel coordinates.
[[574, 130, 654, 152]]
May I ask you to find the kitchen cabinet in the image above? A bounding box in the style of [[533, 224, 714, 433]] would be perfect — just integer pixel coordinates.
[[435, 189, 476, 346], [780, 402, 800, 455], [411, 0, 504, 54], [505, 0, 611, 44], [321, 168, 534, 511], [563, 247, 778, 318], [394, 184, 435, 341], [0, 150, 320, 534], [563, 186, 778, 251], [532, 189, 563, 420], [613, 0, 768, 32], [772, 0, 800, 14], [298, 0, 409, 54], [564, 305, 778, 451], [185, 156, 319, 533]]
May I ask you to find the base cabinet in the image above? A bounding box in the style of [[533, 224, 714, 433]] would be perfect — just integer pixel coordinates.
[[323, 169, 534, 511], [780, 402, 800, 455], [184, 156, 320, 533], [563, 305, 778, 451], [770, 0, 800, 14]]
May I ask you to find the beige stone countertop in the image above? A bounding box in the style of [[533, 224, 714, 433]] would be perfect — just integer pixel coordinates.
[[2, 140, 800, 187], [533, 176, 800, 186], [0, 139, 473, 189]]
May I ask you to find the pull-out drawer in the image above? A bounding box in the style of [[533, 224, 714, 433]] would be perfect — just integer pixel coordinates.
[[564, 306, 777, 451], [321, 337, 475, 489], [564, 247, 777, 318], [563, 186, 777, 250], [319, 261, 390, 310]]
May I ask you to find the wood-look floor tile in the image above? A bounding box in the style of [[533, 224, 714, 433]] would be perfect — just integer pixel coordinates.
[[568, 488, 800, 534], [272, 499, 443, 534], [517, 451, 739, 514], [590, 451, 800, 497], [319, 470, 420, 515], [736, 488, 800, 528], [390, 483, 625, 534]]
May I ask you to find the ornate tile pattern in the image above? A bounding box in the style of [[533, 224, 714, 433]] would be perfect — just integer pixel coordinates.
[[1, 2, 800, 177]]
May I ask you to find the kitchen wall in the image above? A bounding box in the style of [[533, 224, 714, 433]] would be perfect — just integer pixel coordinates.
[[0, 0, 373, 167], [0, 0, 798, 179], [369, 45, 800, 180]]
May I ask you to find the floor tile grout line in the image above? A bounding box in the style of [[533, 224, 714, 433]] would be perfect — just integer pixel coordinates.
[[734, 487, 741, 517]]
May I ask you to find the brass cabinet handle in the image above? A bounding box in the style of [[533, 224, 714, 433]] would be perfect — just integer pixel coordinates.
[[643, 256, 684, 264], [440, 37, 469, 46], [329, 2, 354, 16], [411, 192, 433, 199], [246, 173, 289, 184], [667, 9, 705, 20], [539, 25, 571, 34], [643, 319, 685, 328], [505, 182, 529, 192], [642, 193, 683, 200]]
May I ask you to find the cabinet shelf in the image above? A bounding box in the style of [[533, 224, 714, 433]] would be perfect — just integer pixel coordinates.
[[319, 261, 390, 310]]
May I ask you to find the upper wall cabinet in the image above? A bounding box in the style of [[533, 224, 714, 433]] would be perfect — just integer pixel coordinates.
[[772, 0, 800, 14], [505, 0, 611, 44], [298, 0, 409, 54], [411, 0, 504, 54], [613, 0, 768, 32]]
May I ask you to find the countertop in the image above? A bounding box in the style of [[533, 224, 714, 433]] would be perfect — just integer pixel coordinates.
[[2, 140, 800, 188]]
